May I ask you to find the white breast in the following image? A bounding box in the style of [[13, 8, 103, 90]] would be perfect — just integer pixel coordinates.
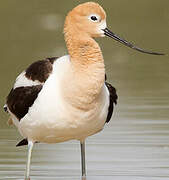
[[18, 55, 109, 143]]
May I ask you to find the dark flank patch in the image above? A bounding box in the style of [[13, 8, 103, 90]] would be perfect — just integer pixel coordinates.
[[16, 139, 39, 147], [6, 85, 42, 120], [105, 82, 118, 123], [16, 138, 28, 146], [105, 74, 107, 81], [25, 57, 58, 83]]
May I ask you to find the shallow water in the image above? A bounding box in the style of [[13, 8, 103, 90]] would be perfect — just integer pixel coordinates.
[[0, 0, 169, 180]]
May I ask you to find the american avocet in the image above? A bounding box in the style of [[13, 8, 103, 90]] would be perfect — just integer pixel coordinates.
[[4, 2, 164, 180]]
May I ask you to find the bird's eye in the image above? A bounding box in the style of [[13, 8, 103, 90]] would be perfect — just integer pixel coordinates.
[[91, 16, 97, 21], [88, 14, 100, 22]]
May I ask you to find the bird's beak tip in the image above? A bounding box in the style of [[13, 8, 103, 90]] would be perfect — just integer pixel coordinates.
[[103, 28, 165, 56]]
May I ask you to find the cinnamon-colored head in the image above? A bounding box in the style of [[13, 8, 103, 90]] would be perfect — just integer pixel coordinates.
[[64, 2, 164, 56], [64, 2, 107, 38]]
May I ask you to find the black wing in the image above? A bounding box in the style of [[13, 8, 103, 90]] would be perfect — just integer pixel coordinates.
[[7, 85, 42, 120], [25, 57, 58, 83], [105, 81, 118, 123]]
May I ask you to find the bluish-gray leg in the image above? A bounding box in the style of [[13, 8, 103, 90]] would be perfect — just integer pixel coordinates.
[[80, 140, 86, 180], [25, 141, 34, 180]]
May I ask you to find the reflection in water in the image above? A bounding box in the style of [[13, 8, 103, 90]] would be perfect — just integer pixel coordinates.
[[1, 118, 169, 180], [0, 0, 169, 179], [1, 98, 169, 180]]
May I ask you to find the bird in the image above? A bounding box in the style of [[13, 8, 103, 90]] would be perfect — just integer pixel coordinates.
[[3, 2, 164, 180]]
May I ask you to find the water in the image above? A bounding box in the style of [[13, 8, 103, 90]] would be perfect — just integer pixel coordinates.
[[0, 0, 169, 179]]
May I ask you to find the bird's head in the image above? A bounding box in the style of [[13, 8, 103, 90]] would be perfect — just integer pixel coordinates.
[[64, 2, 164, 55]]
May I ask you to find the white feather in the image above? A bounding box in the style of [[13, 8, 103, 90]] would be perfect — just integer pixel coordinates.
[[14, 71, 42, 89], [98, 19, 107, 37]]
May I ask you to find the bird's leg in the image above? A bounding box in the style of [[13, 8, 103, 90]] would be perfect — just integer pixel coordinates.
[[25, 141, 34, 180], [80, 140, 86, 180]]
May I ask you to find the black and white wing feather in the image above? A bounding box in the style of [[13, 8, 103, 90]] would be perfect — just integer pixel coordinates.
[[4, 57, 58, 119], [4, 57, 58, 146]]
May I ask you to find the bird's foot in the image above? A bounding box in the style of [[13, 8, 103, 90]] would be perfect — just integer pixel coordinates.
[[82, 175, 86, 180]]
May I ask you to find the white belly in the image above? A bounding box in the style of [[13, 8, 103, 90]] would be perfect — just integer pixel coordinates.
[[18, 57, 109, 143]]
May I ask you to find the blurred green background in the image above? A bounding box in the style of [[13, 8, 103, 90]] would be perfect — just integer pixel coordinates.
[[0, 0, 169, 179]]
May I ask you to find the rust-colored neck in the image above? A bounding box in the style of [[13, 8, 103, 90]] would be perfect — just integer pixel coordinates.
[[64, 13, 104, 68], [63, 16, 105, 109], [65, 32, 104, 67]]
